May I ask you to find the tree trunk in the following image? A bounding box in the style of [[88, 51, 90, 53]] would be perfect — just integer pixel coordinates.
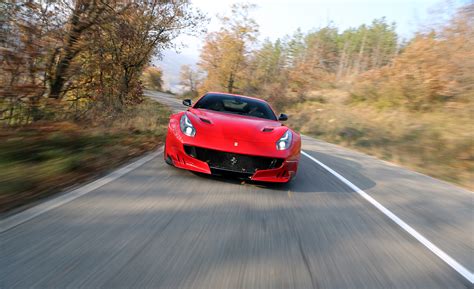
[[227, 72, 235, 93], [355, 32, 367, 74], [48, 14, 82, 99], [119, 66, 132, 109], [49, 55, 73, 99], [372, 37, 382, 68], [337, 41, 349, 80]]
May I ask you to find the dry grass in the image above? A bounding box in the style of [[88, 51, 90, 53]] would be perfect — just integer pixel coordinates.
[[287, 90, 474, 189], [0, 99, 171, 213]]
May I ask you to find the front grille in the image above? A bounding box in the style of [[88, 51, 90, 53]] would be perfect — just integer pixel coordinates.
[[184, 145, 283, 174]]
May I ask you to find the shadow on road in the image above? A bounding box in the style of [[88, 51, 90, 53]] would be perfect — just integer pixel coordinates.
[[165, 149, 377, 194]]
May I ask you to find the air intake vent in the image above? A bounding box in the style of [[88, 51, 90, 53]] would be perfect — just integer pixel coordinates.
[[200, 118, 211, 124], [184, 146, 284, 173], [262, 127, 274, 132]]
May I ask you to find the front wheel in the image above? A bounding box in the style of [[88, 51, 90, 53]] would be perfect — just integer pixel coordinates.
[[163, 144, 173, 166]]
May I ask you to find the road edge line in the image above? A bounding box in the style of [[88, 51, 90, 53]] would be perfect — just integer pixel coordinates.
[[0, 148, 163, 234], [301, 150, 474, 283], [300, 134, 473, 195]]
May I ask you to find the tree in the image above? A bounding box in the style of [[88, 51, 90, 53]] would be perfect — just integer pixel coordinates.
[[98, 0, 205, 107], [142, 67, 163, 91], [48, 0, 125, 100], [351, 3, 473, 110], [199, 3, 258, 93], [1, 1, 64, 122], [179, 65, 200, 97], [1, 0, 205, 125]]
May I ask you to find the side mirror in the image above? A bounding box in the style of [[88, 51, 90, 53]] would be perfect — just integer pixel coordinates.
[[182, 99, 192, 107], [278, 113, 288, 121]]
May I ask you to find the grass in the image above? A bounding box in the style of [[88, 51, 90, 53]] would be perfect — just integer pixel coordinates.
[[0, 99, 171, 213], [286, 90, 474, 190]]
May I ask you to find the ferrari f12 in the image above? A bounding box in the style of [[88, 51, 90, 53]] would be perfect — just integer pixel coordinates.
[[164, 92, 301, 183]]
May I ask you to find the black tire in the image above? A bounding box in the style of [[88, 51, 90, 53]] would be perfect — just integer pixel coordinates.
[[164, 145, 174, 166], [165, 155, 173, 166]]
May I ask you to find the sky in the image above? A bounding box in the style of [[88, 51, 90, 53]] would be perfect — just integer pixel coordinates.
[[156, 0, 451, 91]]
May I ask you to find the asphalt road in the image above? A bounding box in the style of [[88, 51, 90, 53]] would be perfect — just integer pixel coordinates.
[[0, 91, 472, 289]]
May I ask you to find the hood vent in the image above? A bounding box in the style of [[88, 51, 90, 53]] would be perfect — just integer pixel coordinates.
[[199, 118, 211, 124], [262, 127, 274, 132]]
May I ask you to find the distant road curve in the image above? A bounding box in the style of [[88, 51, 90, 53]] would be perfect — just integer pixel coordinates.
[[0, 91, 471, 288]]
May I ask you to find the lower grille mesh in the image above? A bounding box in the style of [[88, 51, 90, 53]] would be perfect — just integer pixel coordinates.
[[184, 145, 283, 173]]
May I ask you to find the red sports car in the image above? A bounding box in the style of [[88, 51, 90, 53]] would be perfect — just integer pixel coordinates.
[[164, 92, 301, 183]]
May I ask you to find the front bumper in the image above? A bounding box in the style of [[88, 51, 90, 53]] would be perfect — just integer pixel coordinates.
[[165, 129, 299, 183]]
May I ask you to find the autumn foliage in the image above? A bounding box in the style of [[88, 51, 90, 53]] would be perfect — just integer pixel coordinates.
[[1, 0, 204, 125], [142, 67, 164, 91], [352, 5, 473, 110], [196, 3, 473, 188]]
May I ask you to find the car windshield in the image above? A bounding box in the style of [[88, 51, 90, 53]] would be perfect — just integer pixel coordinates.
[[194, 93, 277, 121]]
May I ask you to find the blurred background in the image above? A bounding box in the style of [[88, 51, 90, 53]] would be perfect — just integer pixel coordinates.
[[0, 0, 473, 212]]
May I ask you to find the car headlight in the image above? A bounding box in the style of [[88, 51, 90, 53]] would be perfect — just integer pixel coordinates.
[[276, 130, 292, 150], [180, 113, 196, 137]]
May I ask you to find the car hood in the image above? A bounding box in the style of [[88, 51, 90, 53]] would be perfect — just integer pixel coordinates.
[[187, 108, 287, 142]]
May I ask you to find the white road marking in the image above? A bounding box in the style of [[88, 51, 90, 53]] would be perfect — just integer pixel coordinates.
[[1, 127, 471, 284], [301, 150, 474, 283], [0, 148, 163, 234]]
